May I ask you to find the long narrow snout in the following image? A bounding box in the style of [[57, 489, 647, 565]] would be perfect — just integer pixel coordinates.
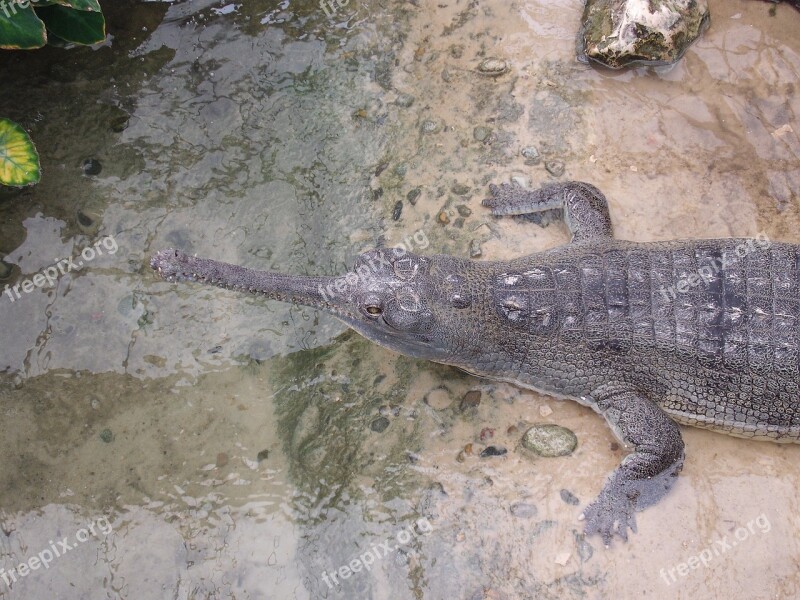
[[150, 248, 353, 316]]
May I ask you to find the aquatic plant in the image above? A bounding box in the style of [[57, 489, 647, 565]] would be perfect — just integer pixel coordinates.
[[0, 0, 106, 186]]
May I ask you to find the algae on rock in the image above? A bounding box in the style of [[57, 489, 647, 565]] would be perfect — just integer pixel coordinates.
[[579, 0, 710, 69]]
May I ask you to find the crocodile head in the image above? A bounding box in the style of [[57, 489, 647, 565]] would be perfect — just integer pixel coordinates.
[[151, 247, 486, 365]]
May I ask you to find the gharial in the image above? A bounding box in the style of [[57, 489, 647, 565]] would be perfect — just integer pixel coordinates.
[[150, 180, 800, 545]]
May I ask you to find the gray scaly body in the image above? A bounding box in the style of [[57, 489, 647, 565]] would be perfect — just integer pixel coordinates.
[[151, 181, 800, 544]]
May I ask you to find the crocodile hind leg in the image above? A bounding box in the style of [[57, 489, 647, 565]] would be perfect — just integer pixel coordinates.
[[482, 180, 613, 242], [580, 384, 685, 545]]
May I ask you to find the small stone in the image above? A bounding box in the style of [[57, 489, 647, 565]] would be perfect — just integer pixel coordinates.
[[392, 201, 403, 221], [82, 158, 102, 176], [395, 93, 415, 108], [473, 126, 491, 142], [441, 68, 452, 82], [576, 535, 594, 562], [610, 441, 620, 451], [406, 187, 421, 205], [479, 428, 495, 441], [394, 163, 408, 177], [257, 449, 270, 462], [453, 217, 465, 229], [507, 425, 518, 435], [450, 44, 464, 58], [510, 175, 529, 189], [545, 160, 565, 177], [460, 390, 481, 410], [437, 210, 450, 225], [421, 119, 440, 134], [560, 489, 580, 506], [0, 259, 13, 280], [426, 388, 452, 410], [372, 187, 384, 200], [477, 58, 509, 76], [510, 502, 537, 518], [480, 445, 507, 458], [456, 205, 472, 217], [469, 240, 482, 258], [375, 162, 389, 176], [521, 146, 541, 165], [379, 404, 401, 417], [452, 183, 471, 196], [554, 551, 571, 566], [522, 424, 578, 457], [216, 452, 228, 467], [371, 417, 390, 432], [110, 114, 129, 133], [208, 345, 223, 354], [456, 450, 466, 463], [99, 429, 113, 443], [539, 405, 553, 417], [464, 443, 473, 456]]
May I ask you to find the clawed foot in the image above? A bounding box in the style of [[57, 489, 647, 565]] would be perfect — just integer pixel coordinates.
[[580, 483, 638, 546]]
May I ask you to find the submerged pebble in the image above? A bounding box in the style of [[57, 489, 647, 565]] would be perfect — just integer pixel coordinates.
[[82, 158, 102, 176], [395, 93, 415, 108], [473, 126, 491, 142], [510, 502, 537, 518], [545, 160, 565, 177], [257, 449, 270, 462], [421, 119, 441, 134], [392, 200, 403, 221], [460, 390, 481, 410], [522, 424, 578, 457], [371, 416, 390, 433], [560, 489, 580, 506], [469, 240, 482, 258], [99, 429, 114, 443], [521, 146, 541, 165], [480, 445, 507, 458], [477, 58, 509, 76], [406, 187, 421, 205]]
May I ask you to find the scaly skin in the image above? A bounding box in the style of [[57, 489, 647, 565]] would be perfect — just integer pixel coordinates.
[[150, 181, 800, 545]]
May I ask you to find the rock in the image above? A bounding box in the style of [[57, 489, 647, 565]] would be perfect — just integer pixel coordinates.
[[76, 209, 100, 235], [257, 449, 270, 462], [521, 146, 541, 165], [421, 119, 441, 134], [510, 502, 537, 518], [473, 126, 491, 142], [522, 424, 578, 457], [452, 183, 471, 196], [579, 0, 711, 69], [425, 388, 452, 410], [539, 404, 553, 417], [479, 427, 495, 441], [460, 390, 481, 410], [554, 551, 571, 566], [477, 58, 509, 76], [99, 429, 113, 443], [216, 452, 229, 467], [82, 158, 102, 176], [469, 239, 482, 258], [392, 200, 403, 221], [510, 175, 529, 189], [395, 93, 415, 108], [371, 416, 390, 432], [560, 489, 580, 506], [0, 259, 13, 280], [545, 160, 565, 177], [480, 445, 507, 458], [406, 187, 421, 205], [456, 205, 472, 217], [441, 68, 452, 82], [437, 210, 450, 225]]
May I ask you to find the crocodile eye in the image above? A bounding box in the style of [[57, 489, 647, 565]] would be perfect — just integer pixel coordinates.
[[366, 305, 382, 315], [362, 294, 384, 317]]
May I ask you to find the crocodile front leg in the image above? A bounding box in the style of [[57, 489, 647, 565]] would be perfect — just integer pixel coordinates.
[[482, 180, 613, 242], [581, 384, 685, 545]]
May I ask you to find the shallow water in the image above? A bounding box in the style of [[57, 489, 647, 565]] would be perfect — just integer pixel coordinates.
[[0, 0, 798, 598]]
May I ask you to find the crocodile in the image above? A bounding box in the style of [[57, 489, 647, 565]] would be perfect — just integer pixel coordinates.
[[150, 181, 800, 545]]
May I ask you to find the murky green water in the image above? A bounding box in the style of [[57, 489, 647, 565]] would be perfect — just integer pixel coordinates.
[[1, 0, 799, 598]]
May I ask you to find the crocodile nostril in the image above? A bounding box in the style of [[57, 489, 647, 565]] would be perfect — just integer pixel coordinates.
[[450, 293, 471, 308]]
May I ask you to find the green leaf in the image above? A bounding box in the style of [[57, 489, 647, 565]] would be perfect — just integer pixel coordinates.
[[0, 4, 46, 49], [0, 118, 41, 187], [34, 4, 105, 45], [32, 0, 102, 12]]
